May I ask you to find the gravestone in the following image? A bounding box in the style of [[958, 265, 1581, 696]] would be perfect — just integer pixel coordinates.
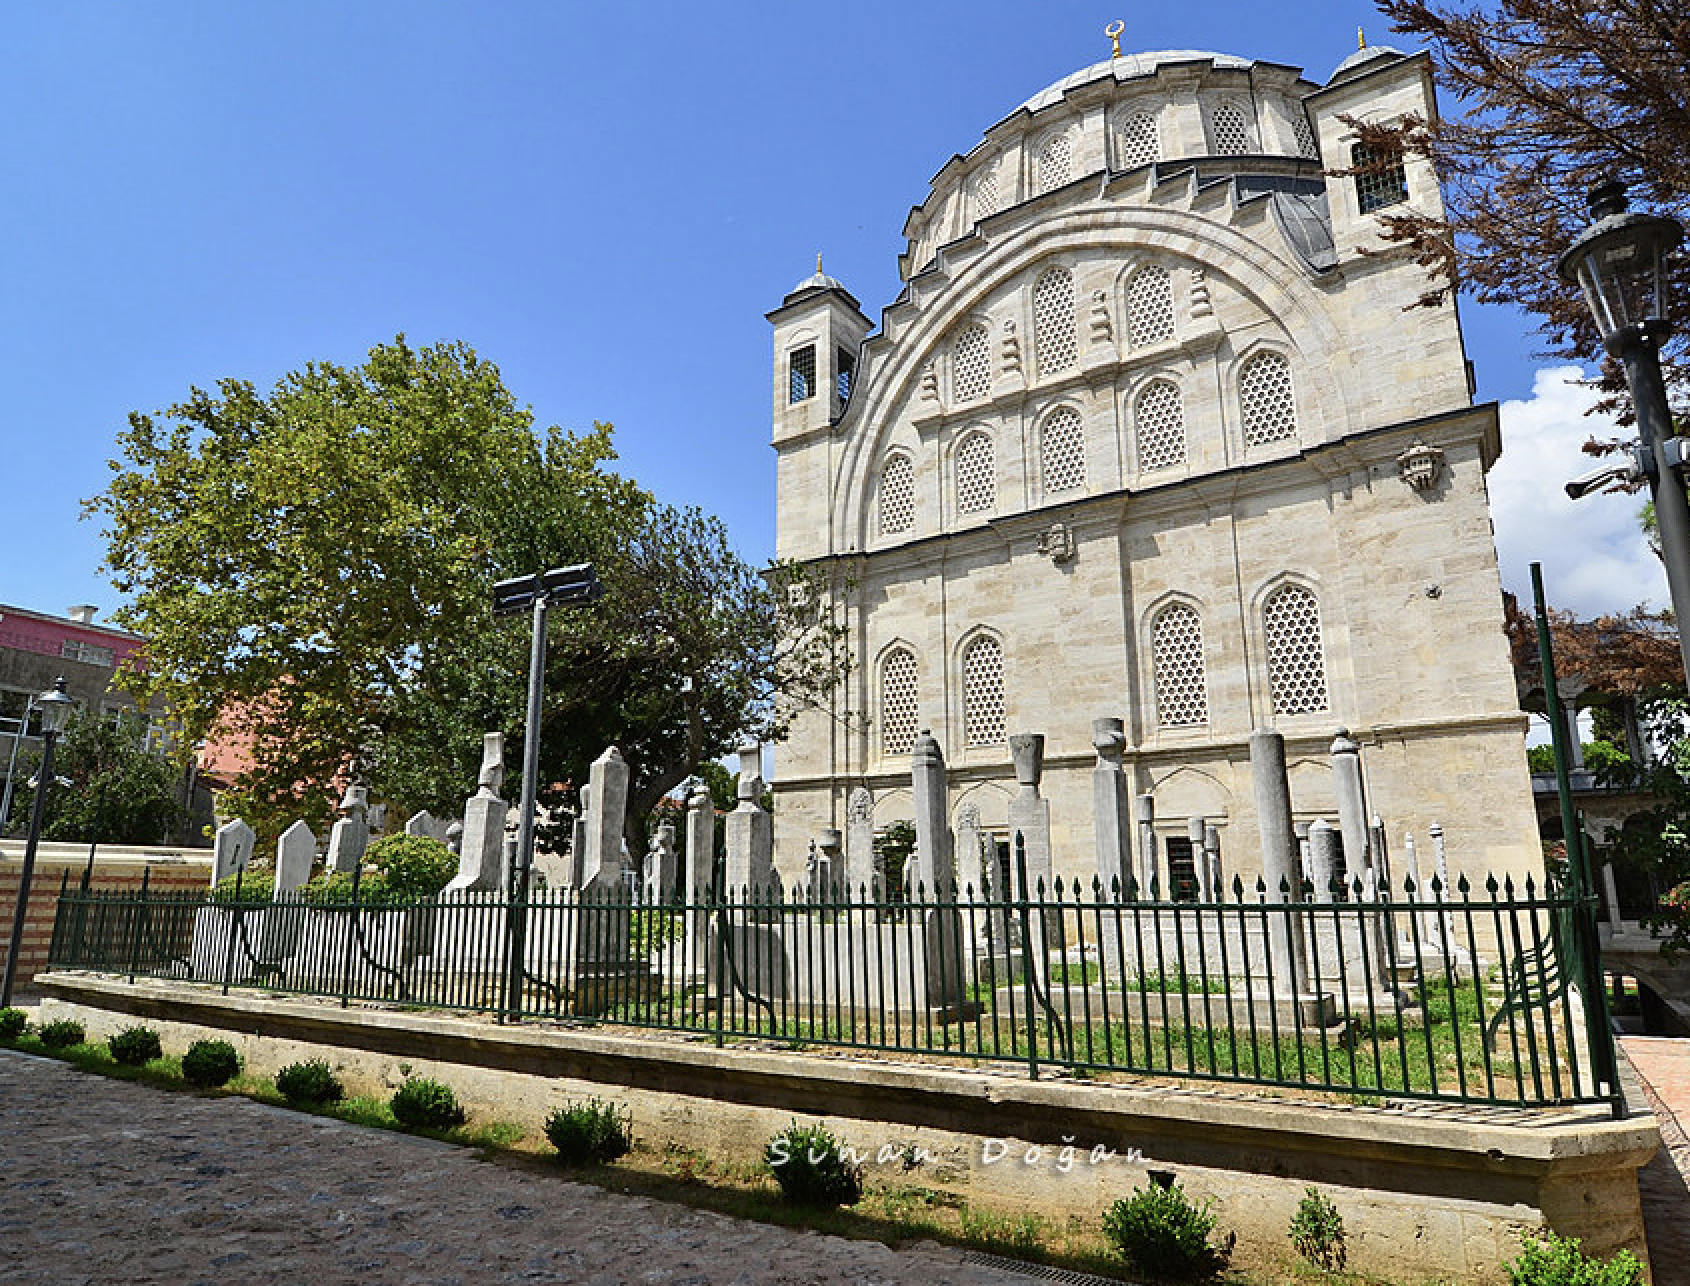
[[908, 729, 954, 893], [1249, 728, 1314, 1002], [1331, 730, 1372, 875], [211, 819, 256, 886], [445, 733, 507, 893], [645, 819, 680, 901], [1091, 717, 1133, 892], [405, 810, 445, 842], [1135, 793, 1158, 894], [724, 744, 773, 891], [845, 787, 875, 892], [1007, 732, 1051, 892], [325, 785, 370, 874], [274, 820, 316, 894]]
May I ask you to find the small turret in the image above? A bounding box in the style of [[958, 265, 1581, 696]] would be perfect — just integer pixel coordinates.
[[767, 257, 873, 445]]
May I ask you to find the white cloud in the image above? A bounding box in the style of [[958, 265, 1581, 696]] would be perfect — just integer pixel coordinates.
[[1488, 366, 1667, 619]]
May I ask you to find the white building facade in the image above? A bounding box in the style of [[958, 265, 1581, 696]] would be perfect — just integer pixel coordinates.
[[768, 46, 1541, 891]]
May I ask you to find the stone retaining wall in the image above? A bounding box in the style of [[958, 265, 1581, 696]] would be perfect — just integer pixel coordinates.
[[35, 971, 1661, 1284]]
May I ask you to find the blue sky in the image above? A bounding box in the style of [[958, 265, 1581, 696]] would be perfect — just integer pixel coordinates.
[[0, 1, 1663, 625]]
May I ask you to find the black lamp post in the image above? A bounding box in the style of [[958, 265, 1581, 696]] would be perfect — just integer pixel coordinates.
[[1557, 180, 1690, 687], [2, 678, 77, 1007]]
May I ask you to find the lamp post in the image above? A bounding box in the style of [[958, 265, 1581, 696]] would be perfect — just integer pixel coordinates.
[[1557, 179, 1690, 687], [2, 678, 76, 1007]]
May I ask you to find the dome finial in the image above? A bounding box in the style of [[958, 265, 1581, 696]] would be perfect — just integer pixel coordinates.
[[1358, 26, 1367, 49], [1105, 20, 1124, 58], [816, 252, 824, 274]]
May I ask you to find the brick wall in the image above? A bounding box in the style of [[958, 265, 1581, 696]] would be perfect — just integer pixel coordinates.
[[0, 845, 211, 995]]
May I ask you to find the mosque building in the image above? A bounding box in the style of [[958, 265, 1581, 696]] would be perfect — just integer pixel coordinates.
[[766, 36, 1541, 891]]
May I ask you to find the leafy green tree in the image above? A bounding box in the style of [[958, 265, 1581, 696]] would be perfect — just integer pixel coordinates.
[[8, 711, 184, 844]]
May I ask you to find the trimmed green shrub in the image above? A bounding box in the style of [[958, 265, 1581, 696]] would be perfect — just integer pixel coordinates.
[[0, 1008, 28, 1041], [211, 866, 274, 904], [1289, 1187, 1346, 1272], [765, 1122, 863, 1208], [275, 1059, 345, 1106], [107, 1025, 164, 1066], [37, 1019, 85, 1050], [1507, 1232, 1644, 1286], [181, 1039, 241, 1088], [366, 833, 457, 900], [1102, 1181, 1226, 1281], [390, 1077, 467, 1130], [544, 1098, 632, 1165]]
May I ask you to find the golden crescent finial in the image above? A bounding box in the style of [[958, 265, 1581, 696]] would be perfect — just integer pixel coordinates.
[[1358, 26, 1367, 49], [1105, 21, 1124, 58], [816, 252, 824, 274]]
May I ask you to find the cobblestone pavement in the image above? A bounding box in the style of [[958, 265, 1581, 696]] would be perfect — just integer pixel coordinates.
[[1621, 1037, 1690, 1286], [0, 1051, 1036, 1286]]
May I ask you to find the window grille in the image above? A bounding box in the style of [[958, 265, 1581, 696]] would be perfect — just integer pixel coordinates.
[[836, 347, 856, 404], [1239, 351, 1296, 446], [1041, 406, 1086, 494], [788, 345, 816, 404], [1351, 141, 1409, 214], [1263, 584, 1329, 715], [1152, 603, 1208, 727], [972, 170, 999, 221], [1033, 267, 1077, 376], [1135, 379, 1186, 472], [952, 323, 990, 403], [1038, 133, 1071, 193], [879, 454, 915, 535], [1293, 114, 1319, 160], [1211, 101, 1250, 155], [962, 635, 1006, 747], [1126, 264, 1174, 348], [955, 432, 996, 515], [881, 648, 920, 757], [1117, 110, 1159, 169]]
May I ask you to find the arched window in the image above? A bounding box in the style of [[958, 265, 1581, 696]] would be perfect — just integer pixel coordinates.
[[1239, 351, 1297, 446], [880, 648, 920, 756], [1033, 266, 1076, 376], [971, 169, 999, 221], [879, 453, 915, 535], [952, 323, 990, 403], [1040, 406, 1086, 494], [1263, 584, 1329, 715], [1038, 132, 1071, 193], [1152, 603, 1208, 727], [1116, 110, 1159, 169], [955, 431, 996, 515], [1211, 100, 1250, 155], [1126, 264, 1174, 348], [962, 635, 1006, 747], [1135, 379, 1186, 472]]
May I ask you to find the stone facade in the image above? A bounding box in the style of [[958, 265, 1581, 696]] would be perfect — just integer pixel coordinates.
[[768, 46, 1541, 886]]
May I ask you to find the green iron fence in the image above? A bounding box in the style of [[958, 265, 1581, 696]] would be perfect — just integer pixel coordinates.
[[44, 851, 1623, 1115]]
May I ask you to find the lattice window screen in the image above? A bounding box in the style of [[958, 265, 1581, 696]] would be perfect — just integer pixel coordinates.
[[1351, 142, 1409, 213], [1152, 604, 1209, 727], [1126, 265, 1174, 348], [1041, 407, 1086, 493], [972, 170, 999, 221], [1293, 114, 1318, 159], [1239, 351, 1297, 446], [1135, 379, 1186, 472], [1263, 585, 1329, 715], [879, 454, 915, 536], [1117, 110, 1159, 169], [962, 635, 1006, 747], [955, 432, 996, 515], [1033, 267, 1077, 376], [881, 649, 920, 756], [1038, 133, 1071, 192], [1211, 101, 1250, 154], [953, 324, 990, 403]]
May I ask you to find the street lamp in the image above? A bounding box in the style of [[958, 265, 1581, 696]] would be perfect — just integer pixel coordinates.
[[2, 678, 77, 1007], [1557, 179, 1690, 686]]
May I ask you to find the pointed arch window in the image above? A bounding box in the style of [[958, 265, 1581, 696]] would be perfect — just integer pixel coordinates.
[[952, 323, 990, 403], [879, 453, 915, 536], [1033, 266, 1077, 376], [1116, 110, 1159, 169], [1040, 406, 1086, 494], [1126, 264, 1174, 348], [962, 635, 1006, 747], [955, 431, 996, 515], [1152, 603, 1208, 727], [1038, 133, 1071, 193], [1239, 351, 1297, 446], [1135, 379, 1186, 472], [1263, 584, 1329, 715], [880, 648, 920, 756]]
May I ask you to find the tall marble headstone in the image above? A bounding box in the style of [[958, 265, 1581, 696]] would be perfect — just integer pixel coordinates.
[[1249, 728, 1313, 1000], [211, 818, 256, 886], [1330, 730, 1372, 876], [1007, 733, 1051, 893], [581, 746, 630, 891], [908, 729, 954, 893], [325, 785, 370, 874], [645, 819, 680, 900], [845, 787, 876, 892], [1091, 717, 1133, 892], [446, 733, 508, 893], [273, 820, 316, 894], [724, 744, 773, 890]]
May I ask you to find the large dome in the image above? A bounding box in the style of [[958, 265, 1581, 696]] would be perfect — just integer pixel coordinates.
[[1011, 50, 1258, 118]]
